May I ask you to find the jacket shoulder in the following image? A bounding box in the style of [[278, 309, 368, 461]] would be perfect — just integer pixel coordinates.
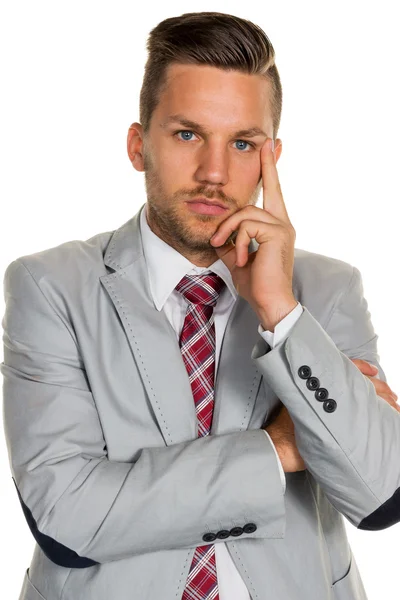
[[3, 228, 115, 286], [294, 247, 355, 283], [293, 247, 358, 324]]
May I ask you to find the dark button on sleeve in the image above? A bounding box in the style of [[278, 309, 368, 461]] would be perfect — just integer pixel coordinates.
[[323, 399, 337, 413], [216, 530, 230, 539], [243, 523, 257, 534], [306, 376, 320, 391], [230, 527, 244, 537], [298, 365, 312, 379], [315, 387, 329, 401], [202, 532, 217, 543]]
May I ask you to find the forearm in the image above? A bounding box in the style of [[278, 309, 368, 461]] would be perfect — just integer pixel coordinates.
[[252, 304, 400, 530]]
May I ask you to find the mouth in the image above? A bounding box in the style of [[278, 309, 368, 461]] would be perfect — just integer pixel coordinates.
[[187, 198, 228, 209], [186, 199, 229, 216]]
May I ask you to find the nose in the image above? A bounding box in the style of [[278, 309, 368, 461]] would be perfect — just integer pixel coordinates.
[[194, 142, 230, 187]]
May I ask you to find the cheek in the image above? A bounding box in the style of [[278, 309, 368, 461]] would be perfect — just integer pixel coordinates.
[[233, 156, 262, 187], [152, 151, 191, 193], [157, 143, 193, 176]]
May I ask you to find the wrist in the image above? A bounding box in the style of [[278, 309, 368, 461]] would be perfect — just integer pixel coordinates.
[[265, 427, 286, 470], [257, 297, 298, 332]]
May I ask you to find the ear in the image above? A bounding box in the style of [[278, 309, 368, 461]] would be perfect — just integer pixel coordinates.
[[127, 122, 145, 172], [274, 138, 283, 163]]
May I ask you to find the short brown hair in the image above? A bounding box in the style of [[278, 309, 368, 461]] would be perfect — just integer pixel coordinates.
[[139, 11, 282, 140]]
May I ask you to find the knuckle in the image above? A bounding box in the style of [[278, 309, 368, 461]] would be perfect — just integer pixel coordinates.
[[241, 206, 254, 216]]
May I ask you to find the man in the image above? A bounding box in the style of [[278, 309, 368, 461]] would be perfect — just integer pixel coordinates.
[[2, 11, 399, 600]]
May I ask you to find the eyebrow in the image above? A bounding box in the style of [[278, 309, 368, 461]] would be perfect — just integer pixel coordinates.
[[160, 114, 268, 139]]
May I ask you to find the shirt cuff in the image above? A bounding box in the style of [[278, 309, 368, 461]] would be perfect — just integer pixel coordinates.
[[258, 301, 303, 348], [263, 429, 286, 493]]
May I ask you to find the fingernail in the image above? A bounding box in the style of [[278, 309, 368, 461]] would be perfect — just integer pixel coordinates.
[[370, 364, 378, 373]]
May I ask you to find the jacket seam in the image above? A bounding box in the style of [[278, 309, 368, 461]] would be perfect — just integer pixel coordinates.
[[323, 265, 356, 331]]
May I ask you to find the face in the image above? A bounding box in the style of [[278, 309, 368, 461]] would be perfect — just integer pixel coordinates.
[[127, 63, 282, 267]]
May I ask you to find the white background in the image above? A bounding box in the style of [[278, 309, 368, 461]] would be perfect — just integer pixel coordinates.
[[1, 1, 399, 598]]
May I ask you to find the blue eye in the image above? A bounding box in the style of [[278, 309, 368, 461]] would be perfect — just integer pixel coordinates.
[[177, 130, 195, 141], [234, 140, 250, 151]]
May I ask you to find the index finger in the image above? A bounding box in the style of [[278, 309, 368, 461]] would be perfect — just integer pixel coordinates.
[[261, 137, 290, 222]]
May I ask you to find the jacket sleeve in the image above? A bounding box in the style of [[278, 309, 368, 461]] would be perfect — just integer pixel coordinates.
[[259, 302, 306, 495], [1, 259, 285, 567], [251, 265, 400, 531]]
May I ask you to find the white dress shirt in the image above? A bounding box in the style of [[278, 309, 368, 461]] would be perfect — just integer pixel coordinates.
[[139, 203, 304, 599]]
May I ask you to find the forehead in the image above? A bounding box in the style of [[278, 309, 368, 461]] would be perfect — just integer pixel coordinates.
[[153, 63, 272, 131]]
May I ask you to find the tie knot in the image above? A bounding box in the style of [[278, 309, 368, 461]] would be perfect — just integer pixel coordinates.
[[175, 273, 226, 307]]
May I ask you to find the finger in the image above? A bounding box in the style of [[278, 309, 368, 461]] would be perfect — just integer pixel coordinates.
[[351, 358, 379, 376], [212, 238, 236, 270], [237, 219, 288, 266], [350, 360, 399, 405], [210, 205, 281, 247], [366, 376, 398, 399], [234, 219, 268, 267], [378, 394, 400, 413], [261, 137, 290, 223], [215, 219, 284, 270], [383, 383, 398, 399]]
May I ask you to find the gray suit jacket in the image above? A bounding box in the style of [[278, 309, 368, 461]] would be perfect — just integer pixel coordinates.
[[2, 203, 399, 600]]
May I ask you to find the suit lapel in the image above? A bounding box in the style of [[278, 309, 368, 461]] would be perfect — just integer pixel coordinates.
[[100, 204, 278, 445]]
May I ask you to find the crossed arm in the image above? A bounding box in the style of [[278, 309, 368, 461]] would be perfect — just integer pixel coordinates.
[[266, 357, 399, 474]]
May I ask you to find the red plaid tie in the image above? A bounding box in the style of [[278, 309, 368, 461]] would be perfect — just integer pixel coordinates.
[[175, 273, 226, 600]]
